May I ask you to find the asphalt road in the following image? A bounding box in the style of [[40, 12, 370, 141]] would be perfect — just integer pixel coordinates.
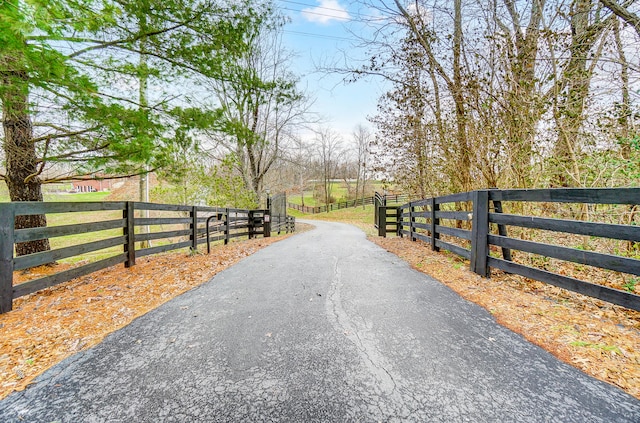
[[1, 220, 639, 422]]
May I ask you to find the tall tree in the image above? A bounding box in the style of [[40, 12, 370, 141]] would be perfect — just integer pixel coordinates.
[[352, 125, 371, 205], [551, 0, 612, 186], [0, 0, 263, 255], [391, 0, 472, 192], [314, 128, 343, 205], [492, 0, 546, 187], [206, 15, 308, 202]]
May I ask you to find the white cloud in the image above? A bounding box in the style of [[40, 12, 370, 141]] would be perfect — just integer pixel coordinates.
[[301, 0, 350, 24]]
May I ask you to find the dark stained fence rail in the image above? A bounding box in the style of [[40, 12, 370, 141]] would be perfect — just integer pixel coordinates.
[[0, 200, 294, 314], [394, 188, 640, 312]]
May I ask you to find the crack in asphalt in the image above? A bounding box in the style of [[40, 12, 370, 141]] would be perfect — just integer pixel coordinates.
[[325, 255, 411, 416]]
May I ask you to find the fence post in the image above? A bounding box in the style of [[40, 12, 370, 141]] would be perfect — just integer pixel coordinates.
[[124, 202, 136, 268], [378, 206, 387, 237], [248, 210, 255, 239], [0, 203, 15, 313], [224, 208, 230, 245], [190, 206, 198, 252], [470, 190, 490, 277], [264, 212, 271, 238], [410, 204, 416, 241], [491, 193, 512, 261], [430, 197, 439, 252]]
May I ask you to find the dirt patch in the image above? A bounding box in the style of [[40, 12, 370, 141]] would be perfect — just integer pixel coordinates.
[[370, 236, 640, 400], [0, 226, 311, 400]]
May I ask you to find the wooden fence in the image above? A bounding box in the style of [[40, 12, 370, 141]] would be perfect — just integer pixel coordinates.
[[382, 188, 640, 312], [290, 193, 410, 214], [0, 201, 294, 313]]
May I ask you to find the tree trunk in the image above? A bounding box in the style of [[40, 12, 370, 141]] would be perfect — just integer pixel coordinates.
[[452, 0, 471, 192], [552, 0, 600, 187], [502, 0, 545, 188], [614, 18, 631, 159], [2, 56, 51, 256]]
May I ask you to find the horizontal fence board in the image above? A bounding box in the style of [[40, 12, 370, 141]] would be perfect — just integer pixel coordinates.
[[409, 211, 433, 218], [226, 208, 250, 214], [409, 198, 433, 207], [435, 239, 471, 259], [412, 232, 432, 244], [15, 218, 126, 242], [14, 236, 126, 271], [135, 229, 191, 243], [435, 192, 473, 204], [488, 235, 640, 276], [197, 206, 230, 213], [197, 216, 224, 223], [489, 213, 640, 242], [436, 225, 472, 241], [14, 201, 126, 215], [228, 231, 250, 240], [134, 217, 191, 226], [410, 222, 431, 231], [226, 218, 250, 224], [488, 257, 640, 312], [197, 225, 226, 235], [435, 211, 471, 221], [197, 234, 226, 245], [136, 241, 192, 258], [489, 188, 640, 205], [134, 202, 192, 212], [13, 254, 126, 298]]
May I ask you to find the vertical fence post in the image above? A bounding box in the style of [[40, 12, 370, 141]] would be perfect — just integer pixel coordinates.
[[248, 210, 255, 239], [492, 195, 512, 261], [430, 198, 439, 252], [264, 211, 271, 238], [410, 204, 416, 241], [378, 206, 387, 237], [0, 203, 15, 313], [470, 190, 490, 277], [124, 202, 136, 268], [224, 208, 230, 245], [190, 206, 198, 252]]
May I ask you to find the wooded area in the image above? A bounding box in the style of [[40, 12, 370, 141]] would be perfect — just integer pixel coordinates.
[[359, 0, 640, 196]]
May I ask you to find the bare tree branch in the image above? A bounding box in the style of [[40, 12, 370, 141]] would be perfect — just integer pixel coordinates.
[[600, 0, 640, 37]]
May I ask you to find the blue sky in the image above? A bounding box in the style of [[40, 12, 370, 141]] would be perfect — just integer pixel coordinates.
[[276, 0, 388, 139]]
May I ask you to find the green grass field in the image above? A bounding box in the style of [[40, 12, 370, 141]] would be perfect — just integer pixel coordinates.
[[287, 181, 390, 206], [293, 204, 378, 236]]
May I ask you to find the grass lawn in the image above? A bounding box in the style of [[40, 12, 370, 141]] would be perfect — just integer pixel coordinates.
[[295, 204, 378, 236], [45, 191, 111, 202], [287, 181, 392, 207]]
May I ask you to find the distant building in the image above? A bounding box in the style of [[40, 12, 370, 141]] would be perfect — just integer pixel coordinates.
[[72, 176, 112, 193]]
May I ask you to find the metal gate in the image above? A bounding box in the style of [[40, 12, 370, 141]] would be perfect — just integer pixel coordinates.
[[269, 193, 291, 234]]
